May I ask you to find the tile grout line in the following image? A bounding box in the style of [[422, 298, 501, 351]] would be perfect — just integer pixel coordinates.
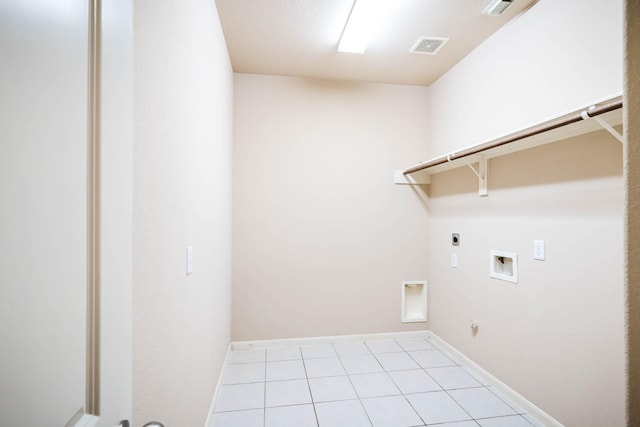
[[485, 385, 531, 416], [404, 337, 482, 425], [383, 340, 430, 427], [442, 386, 486, 425], [393, 337, 432, 427], [418, 359, 478, 424], [262, 348, 267, 427], [426, 338, 528, 425], [472, 413, 536, 425], [220, 338, 540, 426], [332, 342, 374, 426], [299, 346, 320, 427]]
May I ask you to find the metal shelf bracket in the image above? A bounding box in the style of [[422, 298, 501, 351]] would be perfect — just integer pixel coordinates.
[[582, 109, 623, 143], [461, 156, 488, 197]]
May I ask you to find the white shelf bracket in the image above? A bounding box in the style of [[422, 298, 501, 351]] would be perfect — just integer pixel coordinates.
[[582, 109, 623, 143], [463, 157, 488, 197]]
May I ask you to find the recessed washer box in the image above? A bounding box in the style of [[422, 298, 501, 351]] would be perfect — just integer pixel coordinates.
[[490, 250, 518, 283], [401, 281, 427, 323]]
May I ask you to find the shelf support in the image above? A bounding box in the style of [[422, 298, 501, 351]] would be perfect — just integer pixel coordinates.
[[582, 110, 623, 143], [402, 99, 623, 176], [462, 157, 488, 197]]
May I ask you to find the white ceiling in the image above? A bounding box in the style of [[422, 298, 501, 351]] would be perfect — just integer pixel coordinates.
[[215, 0, 537, 86]]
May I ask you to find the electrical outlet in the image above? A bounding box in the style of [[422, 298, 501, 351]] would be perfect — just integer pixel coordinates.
[[533, 240, 545, 261]]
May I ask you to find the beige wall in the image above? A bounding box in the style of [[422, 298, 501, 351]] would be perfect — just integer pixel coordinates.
[[423, 0, 626, 425], [428, 133, 624, 426], [133, 1, 233, 426], [625, 0, 640, 423], [426, 0, 623, 159], [232, 74, 430, 341]]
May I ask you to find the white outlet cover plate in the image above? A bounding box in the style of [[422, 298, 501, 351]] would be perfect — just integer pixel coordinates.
[[533, 240, 545, 261]]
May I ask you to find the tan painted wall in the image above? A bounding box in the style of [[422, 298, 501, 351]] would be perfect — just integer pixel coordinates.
[[423, 0, 626, 425], [232, 74, 430, 341], [625, 0, 640, 424], [428, 133, 624, 426], [426, 0, 623, 159], [133, 1, 233, 425]]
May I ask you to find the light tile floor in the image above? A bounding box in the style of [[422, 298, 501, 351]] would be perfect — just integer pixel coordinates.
[[210, 336, 544, 427]]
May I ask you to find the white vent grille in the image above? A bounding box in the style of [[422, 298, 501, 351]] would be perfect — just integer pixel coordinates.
[[410, 37, 448, 55], [483, 0, 516, 16]]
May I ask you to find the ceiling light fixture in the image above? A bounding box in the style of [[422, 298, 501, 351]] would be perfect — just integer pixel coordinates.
[[483, 0, 516, 16], [338, 0, 385, 54]]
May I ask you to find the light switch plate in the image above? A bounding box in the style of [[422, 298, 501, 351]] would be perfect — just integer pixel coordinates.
[[533, 240, 545, 261], [186, 246, 193, 275], [451, 253, 458, 268]]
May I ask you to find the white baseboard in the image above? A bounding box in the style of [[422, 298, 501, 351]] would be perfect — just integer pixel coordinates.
[[231, 330, 429, 350], [206, 329, 562, 427], [65, 409, 99, 427], [426, 331, 563, 427]]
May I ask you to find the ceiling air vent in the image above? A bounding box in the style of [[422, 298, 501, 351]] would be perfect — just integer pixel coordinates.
[[410, 37, 448, 55], [483, 0, 516, 16]]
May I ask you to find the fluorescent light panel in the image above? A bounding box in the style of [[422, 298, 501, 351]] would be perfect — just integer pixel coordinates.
[[338, 0, 384, 54]]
